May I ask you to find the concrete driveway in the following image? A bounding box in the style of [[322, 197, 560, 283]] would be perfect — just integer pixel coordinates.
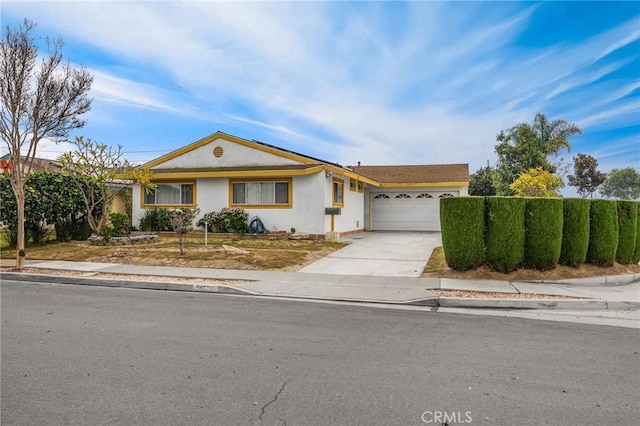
[[299, 231, 442, 277]]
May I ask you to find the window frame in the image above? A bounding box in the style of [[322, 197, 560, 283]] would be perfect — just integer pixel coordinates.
[[141, 180, 196, 208], [228, 177, 293, 209], [332, 177, 344, 207]]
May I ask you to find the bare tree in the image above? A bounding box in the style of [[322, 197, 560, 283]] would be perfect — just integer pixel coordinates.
[[0, 19, 92, 269]]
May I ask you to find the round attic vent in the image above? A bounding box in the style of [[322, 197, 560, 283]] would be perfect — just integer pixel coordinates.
[[213, 146, 224, 158]]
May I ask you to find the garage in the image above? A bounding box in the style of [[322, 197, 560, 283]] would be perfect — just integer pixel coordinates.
[[370, 192, 456, 231]]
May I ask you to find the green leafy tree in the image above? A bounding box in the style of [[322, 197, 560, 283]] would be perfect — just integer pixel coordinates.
[[0, 170, 92, 245], [509, 166, 564, 197], [58, 136, 154, 234], [567, 153, 606, 198], [468, 164, 497, 196], [0, 19, 93, 269], [494, 113, 581, 195], [599, 167, 640, 200], [169, 207, 200, 255]]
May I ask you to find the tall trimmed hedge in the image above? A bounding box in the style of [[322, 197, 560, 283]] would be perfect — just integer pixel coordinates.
[[485, 197, 525, 273], [633, 203, 640, 264], [586, 199, 619, 267], [440, 197, 485, 270], [616, 200, 638, 265], [559, 198, 591, 267], [524, 198, 563, 270]]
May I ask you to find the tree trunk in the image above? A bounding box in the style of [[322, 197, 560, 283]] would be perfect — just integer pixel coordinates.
[[179, 233, 184, 255], [15, 185, 26, 270]]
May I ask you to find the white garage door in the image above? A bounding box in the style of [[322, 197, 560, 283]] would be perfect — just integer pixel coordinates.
[[371, 192, 456, 231]]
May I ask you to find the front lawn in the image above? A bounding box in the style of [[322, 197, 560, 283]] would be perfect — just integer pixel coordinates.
[[0, 236, 346, 271]]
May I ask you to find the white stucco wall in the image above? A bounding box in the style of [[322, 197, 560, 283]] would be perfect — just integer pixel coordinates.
[[152, 137, 302, 169], [132, 173, 332, 235], [322, 173, 365, 234]]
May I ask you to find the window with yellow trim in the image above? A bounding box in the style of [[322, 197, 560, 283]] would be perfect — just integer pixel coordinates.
[[144, 182, 194, 206], [349, 178, 357, 192], [357, 181, 364, 193], [333, 178, 344, 207], [231, 180, 290, 206]]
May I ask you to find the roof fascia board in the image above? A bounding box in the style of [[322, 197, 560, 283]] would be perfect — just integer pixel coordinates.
[[141, 131, 322, 169], [381, 182, 469, 188], [148, 165, 325, 180], [323, 165, 381, 187]]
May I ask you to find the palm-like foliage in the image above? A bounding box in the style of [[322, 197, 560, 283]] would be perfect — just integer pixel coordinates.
[[532, 113, 582, 155]]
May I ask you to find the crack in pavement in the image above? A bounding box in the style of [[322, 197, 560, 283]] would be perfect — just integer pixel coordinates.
[[257, 381, 290, 424]]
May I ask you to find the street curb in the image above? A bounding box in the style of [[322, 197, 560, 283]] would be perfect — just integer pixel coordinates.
[[525, 273, 640, 286], [3, 272, 638, 310], [0, 272, 257, 297], [437, 297, 611, 310]]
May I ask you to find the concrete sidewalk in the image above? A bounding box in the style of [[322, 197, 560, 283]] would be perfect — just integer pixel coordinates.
[[2, 259, 639, 311]]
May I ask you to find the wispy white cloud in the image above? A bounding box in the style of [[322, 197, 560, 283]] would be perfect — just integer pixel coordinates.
[[2, 1, 638, 177]]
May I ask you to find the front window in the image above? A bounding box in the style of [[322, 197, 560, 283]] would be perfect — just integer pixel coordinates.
[[144, 182, 194, 206], [333, 178, 344, 207], [231, 179, 290, 207]]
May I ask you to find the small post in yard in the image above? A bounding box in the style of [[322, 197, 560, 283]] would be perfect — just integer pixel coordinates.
[[324, 207, 341, 242], [204, 224, 208, 247]]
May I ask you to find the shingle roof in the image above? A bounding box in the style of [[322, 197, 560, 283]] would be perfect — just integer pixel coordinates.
[[352, 164, 469, 184]]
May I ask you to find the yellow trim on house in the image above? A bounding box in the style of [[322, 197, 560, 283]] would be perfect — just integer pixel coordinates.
[[332, 177, 345, 208], [148, 166, 323, 180], [349, 178, 357, 192], [324, 165, 380, 186], [228, 177, 293, 209], [381, 181, 469, 188], [140, 179, 197, 209], [142, 131, 321, 169]]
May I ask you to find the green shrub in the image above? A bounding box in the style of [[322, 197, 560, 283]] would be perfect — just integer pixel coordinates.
[[615, 200, 638, 265], [108, 212, 131, 237], [633, 203, 640, 263], [559, 198, 591, 267], [139, 208, 172, 232], [523, 198, 563, 270], [439, 196, 485, 270], [197, 208, 249, 234], [586, 199, 619, 267], [485, 197, 526, 273]]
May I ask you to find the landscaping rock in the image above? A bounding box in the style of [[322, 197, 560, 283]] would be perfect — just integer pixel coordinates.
[[288, 232, 311, 240]]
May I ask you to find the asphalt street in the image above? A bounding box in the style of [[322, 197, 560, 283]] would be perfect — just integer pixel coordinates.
[[2, 280, 639, 426]]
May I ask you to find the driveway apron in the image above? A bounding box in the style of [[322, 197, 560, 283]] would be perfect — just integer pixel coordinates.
[[299, 232, 441, 277]]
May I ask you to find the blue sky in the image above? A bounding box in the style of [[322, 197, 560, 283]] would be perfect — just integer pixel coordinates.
[[2, 1, 639, 195]]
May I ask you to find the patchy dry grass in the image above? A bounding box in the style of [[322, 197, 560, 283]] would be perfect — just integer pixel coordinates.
[[423, 246, 640, 280], [0, 236, 346, 271]]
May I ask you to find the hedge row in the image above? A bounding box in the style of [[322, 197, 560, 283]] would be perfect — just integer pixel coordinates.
[[440, 197, 639, 272], [616, 201, 638, 265], [559, 198, 590, 267], [586, 200, 619, 267], [524, 198, 563, 270], [439, 196, 484, 270], [485, 197, 525, 273]]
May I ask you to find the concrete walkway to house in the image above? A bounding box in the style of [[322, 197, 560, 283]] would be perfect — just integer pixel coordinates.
[[299, 232, 442, 277]]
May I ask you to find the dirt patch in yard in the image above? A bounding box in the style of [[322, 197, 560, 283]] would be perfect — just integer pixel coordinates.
[[0, 237, 345, 272]]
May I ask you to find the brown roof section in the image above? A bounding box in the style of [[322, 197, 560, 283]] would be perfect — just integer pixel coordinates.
[[352, 164, 469, 184]]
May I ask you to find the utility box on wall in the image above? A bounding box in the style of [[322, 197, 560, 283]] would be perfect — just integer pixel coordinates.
[[325, 207, 341, 215]]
